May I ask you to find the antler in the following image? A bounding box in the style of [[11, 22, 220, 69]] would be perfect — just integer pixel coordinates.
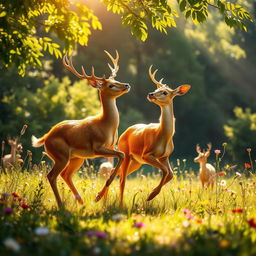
[[196, 144, 201, 154], [149, 65, 165, 88], [207, 143, 212, 152], [104, 50, 119, 78], [63, 53, 106, 82]]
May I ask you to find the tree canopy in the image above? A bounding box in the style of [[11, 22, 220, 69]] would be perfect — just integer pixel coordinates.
[[0, 0, 253, 76]]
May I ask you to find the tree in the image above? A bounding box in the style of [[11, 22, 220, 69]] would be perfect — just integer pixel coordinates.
[[0, 0, 253, 76], [224, 107, 256, 163]]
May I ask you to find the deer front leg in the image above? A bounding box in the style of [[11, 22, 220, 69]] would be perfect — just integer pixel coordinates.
[[142, 154, 169, 201], [95, 147, 124, 202]]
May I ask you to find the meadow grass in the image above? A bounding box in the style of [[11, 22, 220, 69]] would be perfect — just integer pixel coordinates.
[[0, 163, 256, 256]]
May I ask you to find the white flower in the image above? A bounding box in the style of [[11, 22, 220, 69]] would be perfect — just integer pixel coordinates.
[[182, 220, 190, 228], [93, 246, 101, 254], [35, 226, 49, 236], [235, 172, 242, 177], [111, 213, 126, 222], [219, 180, 227, 186], [3, 238, 20, 252]]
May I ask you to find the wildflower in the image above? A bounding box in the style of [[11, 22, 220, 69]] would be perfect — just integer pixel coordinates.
[[112, 213, 126, 222], [134, 222, 146, 228], [232, 208, 243, 213], [1, 193, 10, 198], [247, 148, 252, 152], [185, 214, 194, 220], [222, 142, 227, 147], [219, 180, 227, 186], [35, 227, 50, 236], [182, 220, 190, 228], [219, 239, 229, 248], [248, 218, 256, 228], [3, 207, 14, 215], [85, 231, 107, 239], [11, 192, 19, 198], [20, 202, 29, 209], [235, 172, 241, 177], [245, 163, 251, 168], [20, 124, 28, 135], [195, 218, 202, 224], [217, 172, 225, 176], [3, 238, 20, 252], [214, 149, 221, 155], [182, 209, 191, 214], [93, 247, 101, 254]]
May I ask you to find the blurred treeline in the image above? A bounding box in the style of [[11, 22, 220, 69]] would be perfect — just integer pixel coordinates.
[[0, 1, 256, 165]]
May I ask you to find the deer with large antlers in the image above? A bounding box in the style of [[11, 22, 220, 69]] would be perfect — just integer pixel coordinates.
[[95, 66, 190, 205], [32, 50, 130, 208], [194, 143, 216, 189]]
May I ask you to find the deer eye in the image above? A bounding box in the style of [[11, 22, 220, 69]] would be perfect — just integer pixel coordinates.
[[163, 91, 168, 95], [109, 85, 114, 88]]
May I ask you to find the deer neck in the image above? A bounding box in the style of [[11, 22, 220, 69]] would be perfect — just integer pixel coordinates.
[[200, 161, 207, 171], [158, 102, 175, 139], [99, 94, 119, 129], [10, 145, 17, 161]]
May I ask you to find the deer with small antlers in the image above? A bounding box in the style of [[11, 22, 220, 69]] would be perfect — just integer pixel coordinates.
[[95, 66, 191, 205], [2, 139, 23, 172], [32, 50, 130, 208], [194, 143, 216, 189]]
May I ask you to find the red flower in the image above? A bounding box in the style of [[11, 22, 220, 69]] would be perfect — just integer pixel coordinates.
[[248, 218, 256, 228], [232, 208, 243, 213], [11, 192, 19, 198], [244, 163, 251, 168], [217, 172, 225, 176], [247, 148, 252, 152], [20, 203, 29, 209], [195, 218, 203, 224]]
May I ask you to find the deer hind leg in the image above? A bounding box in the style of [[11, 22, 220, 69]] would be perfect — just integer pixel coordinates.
[[95, 147, 124, 202], [119, 157, 141, 207], [45, 140, 70, 208], [60, 158, 84, 204], [141, 154, 168, 201]]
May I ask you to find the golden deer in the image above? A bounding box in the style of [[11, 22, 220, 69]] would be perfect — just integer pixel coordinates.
[[2, 139, 23, 172], [96, 66, 190, 205], [32, 50, 130, 207], [194, 143, 216, 189]]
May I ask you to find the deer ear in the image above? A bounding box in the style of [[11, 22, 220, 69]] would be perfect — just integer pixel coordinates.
[[177, 84, 191, 96], [205, 151, 210, 157]]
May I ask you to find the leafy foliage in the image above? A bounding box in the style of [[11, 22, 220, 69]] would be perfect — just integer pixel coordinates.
[[224, 107, 256, 162], [0, 0, 102, 76], [0, 0, 253, 76]]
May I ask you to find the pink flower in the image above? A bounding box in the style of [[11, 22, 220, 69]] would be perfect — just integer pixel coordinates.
[[3, 207, 14, 215], [247, 148, 252, 152], [85, 231, 107, 239], [214, 150, 221, 155], [182, 209, 191, 214], [185, 214, 194, 220], [134, 222, 146, 228]]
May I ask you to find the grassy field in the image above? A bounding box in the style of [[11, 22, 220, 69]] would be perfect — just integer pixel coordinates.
[[0, 162, 256, 256]]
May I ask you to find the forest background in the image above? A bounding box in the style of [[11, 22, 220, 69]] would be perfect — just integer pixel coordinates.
[[0, 0, 255, 166]]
